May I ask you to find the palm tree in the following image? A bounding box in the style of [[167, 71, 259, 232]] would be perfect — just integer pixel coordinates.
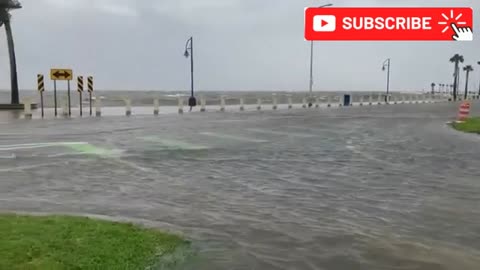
[[430, 83, 436, 94], [463, 65, 474, 100], [450, 54, 464, 101], [458, 71, 462, 99], [0, 0, 21, 105]]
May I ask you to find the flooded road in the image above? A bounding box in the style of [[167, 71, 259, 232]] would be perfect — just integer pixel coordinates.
[[1, 102, 479, 269]]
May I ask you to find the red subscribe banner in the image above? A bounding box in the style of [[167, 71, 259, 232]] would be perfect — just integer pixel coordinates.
[[305, 7, 473, 41]]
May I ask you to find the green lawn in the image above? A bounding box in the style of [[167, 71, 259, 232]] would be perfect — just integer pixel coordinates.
[[0, 214, 190, 270], [452, 117, 480, 134]]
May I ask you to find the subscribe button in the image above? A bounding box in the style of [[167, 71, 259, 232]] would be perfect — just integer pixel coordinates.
[[305, 7, 473, 41]]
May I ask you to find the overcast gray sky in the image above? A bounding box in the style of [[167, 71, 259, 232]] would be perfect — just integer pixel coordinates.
[[0, 0, 478, 92]]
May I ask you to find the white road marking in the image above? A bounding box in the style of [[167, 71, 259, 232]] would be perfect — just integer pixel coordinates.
[[0, 142, 151, 173], [346, 145, 355, 150], [200, 132, 268, 143], [345, 143, 402, 168], [113, 159, 152, 173], [139, 137, 209, 150], [0, 153, 16, 159], [46, 153, 88, 158], [0, 142, 88, 151], [247, 128, 315, 138], [0, 162, 60, 173]]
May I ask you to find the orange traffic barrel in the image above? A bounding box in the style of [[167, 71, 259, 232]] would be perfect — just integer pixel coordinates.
[[457, 101, 471, 122]]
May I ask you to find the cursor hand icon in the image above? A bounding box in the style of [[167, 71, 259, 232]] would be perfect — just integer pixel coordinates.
[[451, 23, 473, 41]]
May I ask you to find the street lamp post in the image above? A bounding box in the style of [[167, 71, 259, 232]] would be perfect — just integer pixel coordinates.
[[184, 36, 196, 110], [308, 3, 333, 107], [477, 61, 480, 97], [382, 58, 391, 103]]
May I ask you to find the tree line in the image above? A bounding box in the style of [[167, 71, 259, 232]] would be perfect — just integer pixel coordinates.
[[432, 55, 479, 101]]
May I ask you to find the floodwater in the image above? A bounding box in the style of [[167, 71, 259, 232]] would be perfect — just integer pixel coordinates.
[[0, 101, 479, 270]]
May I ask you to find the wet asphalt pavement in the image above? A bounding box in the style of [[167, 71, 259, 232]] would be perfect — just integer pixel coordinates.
[[0, 102, 479, 270]]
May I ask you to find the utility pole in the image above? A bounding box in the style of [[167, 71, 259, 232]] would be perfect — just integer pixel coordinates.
[[308, 3, 333, 107]]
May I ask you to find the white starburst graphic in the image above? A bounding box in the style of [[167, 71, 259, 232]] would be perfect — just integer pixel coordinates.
[[438, 9, 467, 33]]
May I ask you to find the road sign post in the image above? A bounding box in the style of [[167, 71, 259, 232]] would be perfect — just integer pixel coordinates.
[[77, 76, 84, 116], [88, 76, 94, 116], [53, 80, 57, 116], [50, 69, 73, 117], [37, 74, 45, 118], [67, 80, 71, 116]]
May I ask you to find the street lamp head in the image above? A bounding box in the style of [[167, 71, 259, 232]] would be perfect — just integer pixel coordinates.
[[319, 3, 333, 8], [382, 59, 390, 70], [184, 50, 190, 58]]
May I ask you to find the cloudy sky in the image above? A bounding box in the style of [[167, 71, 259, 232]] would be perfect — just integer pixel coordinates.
[[0, 0, 478, 92]]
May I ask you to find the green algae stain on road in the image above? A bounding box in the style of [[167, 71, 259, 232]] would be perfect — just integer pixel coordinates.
[[65, 143, 123, 157]]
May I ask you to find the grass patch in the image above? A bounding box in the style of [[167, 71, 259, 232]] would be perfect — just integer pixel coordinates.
[[0, 214, 189, 270], [451, 117, 480, 134]]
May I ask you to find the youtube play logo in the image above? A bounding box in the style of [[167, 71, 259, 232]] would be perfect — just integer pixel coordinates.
[[313, 15, 336, 32]]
